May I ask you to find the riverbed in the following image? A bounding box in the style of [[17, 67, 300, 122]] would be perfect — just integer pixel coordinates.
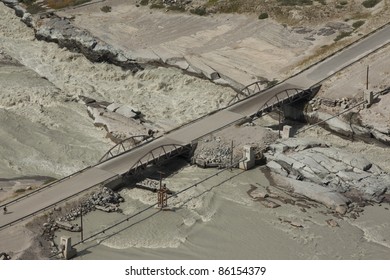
[[1, 2, 390, 260]]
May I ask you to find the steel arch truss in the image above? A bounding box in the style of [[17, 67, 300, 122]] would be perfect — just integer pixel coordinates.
[[99, 135, 152, 163], [253, 88, 312, 118], [228, 81, 264, 105], [125, 144, 192, 177]]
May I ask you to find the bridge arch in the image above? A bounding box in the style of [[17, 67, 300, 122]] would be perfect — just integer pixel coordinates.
[[125, 143, 193, 176], [99, 135, 152, 163], [252, 87, 313, 119], [228, 80, 267, 105]]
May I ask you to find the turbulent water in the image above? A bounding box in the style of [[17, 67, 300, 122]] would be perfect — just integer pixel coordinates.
[[2, 4, 390, 260], [0, 4, 235, 178], [54, 163, 390, 260]]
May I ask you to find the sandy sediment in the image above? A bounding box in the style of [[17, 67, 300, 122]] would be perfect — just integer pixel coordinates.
[[1, 1, 390, 260]]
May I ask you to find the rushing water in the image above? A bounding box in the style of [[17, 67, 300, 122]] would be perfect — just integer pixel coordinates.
[[0, 4, 235, 178], [1, 4, 390, 260]]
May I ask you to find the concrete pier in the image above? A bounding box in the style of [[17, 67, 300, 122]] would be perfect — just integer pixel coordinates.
[[239, 145, 255, 170], [60, 236, 77, 260]]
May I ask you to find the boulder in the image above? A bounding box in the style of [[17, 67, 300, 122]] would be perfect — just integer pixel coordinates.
[[307, 111, 353, 137], [326, 219, 339, 227], [116, 105, 138, 119], [55, 221, 81, 232], [371, 129, 390, 145], [336, 170, 371, 182], [106, 103, 121, 112], [283, 177, 350, 214], [290, 152, 330, 177], [307, 111, 371, 140], [250, 190, 269, 199], [310, 147, 372, 171], [21, 12, 34, 28], [354, 175, 389, 202], [2, 0, 19, 6], [266, 160, 288, 176], [260, 200, 280, 208]]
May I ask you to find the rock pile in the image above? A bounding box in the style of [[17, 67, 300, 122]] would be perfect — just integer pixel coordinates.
[[0, 252, 11, 260], [292, 21, 353, 41], [193, 138, 240, 168], [192, 124, 277, 168], [136, 178, 160, 191], [42, 187, 123, 235], [61, 187, 124, 221], [38, 187, 124, 256], [265, 138, 390, 215], [309, 97, 353, 110]]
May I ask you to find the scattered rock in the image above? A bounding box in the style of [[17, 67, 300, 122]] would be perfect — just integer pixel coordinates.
[[84, 97, 154, 143], [326, 219, 339, 227], [260, 200, 281, 208], [116, 105, 139, 119], [0, 252, 11, 260], [106, 103, 121, 112], [290, 221, 304, 228], [55, 221, 81, 232], [250, 190, 269, 199], [317, 28, 336, 36]]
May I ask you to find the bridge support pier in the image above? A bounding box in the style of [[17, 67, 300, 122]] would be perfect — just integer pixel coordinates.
[[282, 125, 293, 139], [60, 236, 77, 260], [239, 146, 255, 170], [364, 90, 373, 108]]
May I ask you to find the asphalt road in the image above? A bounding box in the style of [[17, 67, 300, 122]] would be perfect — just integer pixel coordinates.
[[1, 23, 389, 230]]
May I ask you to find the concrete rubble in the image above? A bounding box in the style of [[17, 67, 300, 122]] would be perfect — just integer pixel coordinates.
[[265, 138, 390, 215], [58, 187, 124, 221], [306, 88, 390, 145], [193, 142, 236, 168], [38, 186, 124, 256], [79, 95, 156, 143]]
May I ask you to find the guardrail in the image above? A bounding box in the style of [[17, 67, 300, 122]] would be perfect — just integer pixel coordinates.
[[98, 135, 152, 163], [125, 143, 193, 176]]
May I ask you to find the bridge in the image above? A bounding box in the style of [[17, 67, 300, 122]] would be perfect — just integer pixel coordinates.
[[1, 23, 389, 230]]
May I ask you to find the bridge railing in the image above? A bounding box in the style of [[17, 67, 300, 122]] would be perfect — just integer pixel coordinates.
[[98, 135, 152, 163], [125, 144, 193, 176], [228, 81, 265, 105], [250, 88, 312, 119]]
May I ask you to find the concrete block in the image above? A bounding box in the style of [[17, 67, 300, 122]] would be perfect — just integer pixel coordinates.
[[239, 145, 255, 170], [282, 125, 292, 139], [364, 90, 373, 108], [60, 236, 77, 260]]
